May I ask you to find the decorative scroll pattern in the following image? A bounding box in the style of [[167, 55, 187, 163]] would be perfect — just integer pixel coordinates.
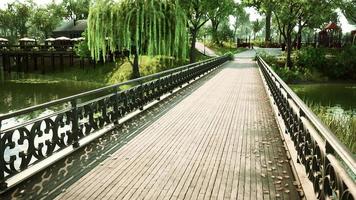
[[258, 57, 356, 200], [0, 56, 229, 190]]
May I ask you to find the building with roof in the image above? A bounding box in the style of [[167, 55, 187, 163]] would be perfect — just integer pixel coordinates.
[[318, 22, 342, 48], [52, 20, 87, 38]]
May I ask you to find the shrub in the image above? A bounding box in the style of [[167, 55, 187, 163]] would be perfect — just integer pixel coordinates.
[[333, 45, 356, 79], [271, 66, 312, 83], [294, 47, 327, 70]]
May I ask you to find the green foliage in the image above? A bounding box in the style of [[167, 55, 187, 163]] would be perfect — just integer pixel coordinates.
[[333, 45, 356, 79], [258, 50, 313, 83], [295, 47, 327, 70], [61, 0, 90, 20], [217, 20, 235, 43], [32, 55, 189, 85], [180, 0, 216, 62], [295, 46, 356, 80], [272, 66, 313, 83], [0, 0, 34, 39], [262, 46, 356, 82], [341, 0, 356, 24], [74, 31, 91, 58], [225, 52, 235, 60], [308, 103, 356, 153], [232, 5, 251, 39], [252, 19, 263, 39], [29, 3, 64, 40], [87, 0, 188, 62], [206, 42, 245, 56], [207, 0, 235, 44]]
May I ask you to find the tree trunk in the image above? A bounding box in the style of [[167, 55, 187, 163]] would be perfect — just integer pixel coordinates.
[[286, 33, 293, 69], [211, 20, 220, 45], [297, 17, 302, 49], [132, 51, 140, 78], [265, 8, 272, 44], [189, 29, 197, 63]]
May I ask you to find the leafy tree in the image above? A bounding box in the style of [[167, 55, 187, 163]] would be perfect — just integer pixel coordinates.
[[217, 20, 235, 42], [252, 19, 263, 39], [0, 8, 14, 39], [180, 0, 215, 63], [242, 0, 275, 42], [232, 6, 250, 41], [8, 0, 35, 38], [29, 2, 64, 39], [207, 0, 235, 45], [87, 0, 188, 78], [293, 0, 338, 49], [341, 0, 356, 24], [61, 0, 90, 22], [273, 0, 304, 68]]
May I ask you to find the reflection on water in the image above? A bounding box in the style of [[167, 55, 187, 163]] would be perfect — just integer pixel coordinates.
[[290, 83, 356, 110], [0, 77, 101, 114]]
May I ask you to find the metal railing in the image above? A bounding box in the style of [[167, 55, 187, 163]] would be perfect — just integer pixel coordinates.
[[0, 55, 229, 192], [257, 56, 356, 199]]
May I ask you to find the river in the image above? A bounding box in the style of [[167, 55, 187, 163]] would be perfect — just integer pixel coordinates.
[[290, 83, 356, 153], [0, 69, 102, 114]]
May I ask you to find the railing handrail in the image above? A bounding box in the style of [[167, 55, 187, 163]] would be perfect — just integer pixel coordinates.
[[0, 56, 225, 122], [257, 55, 356, 174]]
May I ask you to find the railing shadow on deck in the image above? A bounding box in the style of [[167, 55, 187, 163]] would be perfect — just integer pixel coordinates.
[[257, 56, 356, 199], [0, 55, 230, 195]]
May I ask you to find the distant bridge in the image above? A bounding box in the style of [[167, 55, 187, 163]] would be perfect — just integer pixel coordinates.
[[0, 50, 355, 199]]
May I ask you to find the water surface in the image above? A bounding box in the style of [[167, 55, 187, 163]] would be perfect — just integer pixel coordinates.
[[0, 77, 101, 114], [290, 83, 356, 111]]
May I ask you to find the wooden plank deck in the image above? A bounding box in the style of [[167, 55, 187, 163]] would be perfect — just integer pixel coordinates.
[[55, 55, 300, 200]]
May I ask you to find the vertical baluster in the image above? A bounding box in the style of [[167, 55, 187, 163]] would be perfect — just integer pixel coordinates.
[[139, 81, 144, 111], [0, 119, 7, 190], [113, 86, 119, 125], [71, 100, 80, 148]]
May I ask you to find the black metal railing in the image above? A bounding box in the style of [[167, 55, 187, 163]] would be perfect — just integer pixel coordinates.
[[0, 55, 229, 191], [257, 56, 356, 199]]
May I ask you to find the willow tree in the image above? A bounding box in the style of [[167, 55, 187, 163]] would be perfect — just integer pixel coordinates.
[[87, 0, 188, 78]]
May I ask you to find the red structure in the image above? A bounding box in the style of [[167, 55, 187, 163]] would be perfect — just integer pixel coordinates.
[[318, 22, 342, 48]]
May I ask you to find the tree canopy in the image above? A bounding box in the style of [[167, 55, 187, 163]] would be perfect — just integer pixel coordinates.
[[87, 0, 188, 62]]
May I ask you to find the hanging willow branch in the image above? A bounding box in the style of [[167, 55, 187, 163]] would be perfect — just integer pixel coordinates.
[[87, 0, 188, 62]]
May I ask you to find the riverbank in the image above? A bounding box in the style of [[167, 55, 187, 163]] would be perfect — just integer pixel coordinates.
[[0, 51, 211, 113], [1, 50, 210, 86]]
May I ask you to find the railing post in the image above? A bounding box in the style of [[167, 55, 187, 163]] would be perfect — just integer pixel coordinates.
[[113, 86, 119, 125], [0, 120, 7, 191], [139, 80, 144, 111], [71, 99, 80, 148]]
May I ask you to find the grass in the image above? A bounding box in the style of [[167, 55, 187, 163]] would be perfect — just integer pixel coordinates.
[[205, 41, 246, 56], [307, 102, 356, 154], [9, 48, 213, 88], [14, 55, 193, 86]]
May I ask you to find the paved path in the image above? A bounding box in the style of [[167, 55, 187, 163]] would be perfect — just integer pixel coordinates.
[[55, 52, 300, 200], [195, 42, 218, 57]]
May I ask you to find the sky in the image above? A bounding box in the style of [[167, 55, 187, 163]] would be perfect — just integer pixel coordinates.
[[1, 0, 355, 33]]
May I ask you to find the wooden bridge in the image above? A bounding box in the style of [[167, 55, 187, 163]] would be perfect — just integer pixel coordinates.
[[0, 50, 355, 199]]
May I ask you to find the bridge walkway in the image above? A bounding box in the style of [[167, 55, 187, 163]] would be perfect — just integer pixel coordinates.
[[55, 51, 300, 200]]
